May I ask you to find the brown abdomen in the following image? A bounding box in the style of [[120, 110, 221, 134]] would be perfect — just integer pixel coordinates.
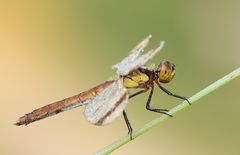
[[15, 80, 115, 126]]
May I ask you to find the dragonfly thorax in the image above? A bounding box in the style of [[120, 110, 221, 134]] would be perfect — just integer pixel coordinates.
[[123, 70, 150, 88], [123, 60, 176, 88]]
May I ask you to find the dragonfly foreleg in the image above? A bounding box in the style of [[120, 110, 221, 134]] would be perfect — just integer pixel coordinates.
[[155, 81, 191, 105]]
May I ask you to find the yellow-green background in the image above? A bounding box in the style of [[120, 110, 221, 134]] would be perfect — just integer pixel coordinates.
[[0, 1, 239, 155]]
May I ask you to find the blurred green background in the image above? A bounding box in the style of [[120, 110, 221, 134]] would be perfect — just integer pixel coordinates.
[[0, 1, 239, 155]]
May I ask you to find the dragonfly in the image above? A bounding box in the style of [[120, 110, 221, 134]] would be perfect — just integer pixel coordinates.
[[15, 35, 190, 139]]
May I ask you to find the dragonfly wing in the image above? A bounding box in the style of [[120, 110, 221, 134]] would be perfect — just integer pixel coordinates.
[[84, 78, 129, 126], [131, 41, 165, 71], [129, 34, 152, 54], [112, 35, 164, 76]]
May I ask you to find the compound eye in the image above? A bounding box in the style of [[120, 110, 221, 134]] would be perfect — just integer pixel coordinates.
[[158, 60, 176, 83]]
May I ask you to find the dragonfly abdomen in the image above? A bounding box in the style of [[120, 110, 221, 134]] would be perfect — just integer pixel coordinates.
[[15, 80, 115, 126]]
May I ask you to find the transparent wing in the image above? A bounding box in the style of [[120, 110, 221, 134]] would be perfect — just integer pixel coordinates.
[[112, 35, 165, 76], [84, 78, 129, 126]]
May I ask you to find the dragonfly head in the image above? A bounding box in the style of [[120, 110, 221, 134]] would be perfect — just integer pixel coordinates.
[[156, 60, 176, 83]]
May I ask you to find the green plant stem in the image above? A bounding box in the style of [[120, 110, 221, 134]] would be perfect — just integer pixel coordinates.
[[93, 68, 240, 155]]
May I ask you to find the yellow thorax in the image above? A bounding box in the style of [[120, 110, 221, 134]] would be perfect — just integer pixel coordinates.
[[123, 70, 149, 88]]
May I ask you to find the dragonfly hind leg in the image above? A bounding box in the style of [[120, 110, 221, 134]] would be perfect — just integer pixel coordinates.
[[129, 89, 147, 99], [122, 88, 149, 140], [123, 110, 133, 140]]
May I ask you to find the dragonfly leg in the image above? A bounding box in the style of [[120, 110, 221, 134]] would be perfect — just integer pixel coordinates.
[[129, 89, 148, 99], [146, 85, 173, 117], [123, 110, 133, 140], [156, 81, 191, 105]]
